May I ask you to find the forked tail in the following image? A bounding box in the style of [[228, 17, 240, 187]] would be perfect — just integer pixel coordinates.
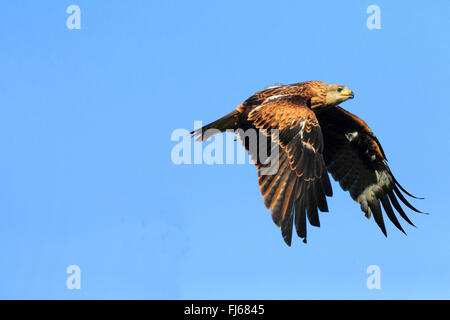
[[190, 110, 240, 141]]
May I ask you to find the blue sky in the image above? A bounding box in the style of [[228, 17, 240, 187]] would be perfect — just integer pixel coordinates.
[[0, 0, 449, 299]]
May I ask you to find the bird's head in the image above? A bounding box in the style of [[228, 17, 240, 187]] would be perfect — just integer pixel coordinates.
[[323, 84, 354, 106], [306, 81, 354, 109]]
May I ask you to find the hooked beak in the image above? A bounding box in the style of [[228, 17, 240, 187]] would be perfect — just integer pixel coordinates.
[[340, 89, 354, 99]]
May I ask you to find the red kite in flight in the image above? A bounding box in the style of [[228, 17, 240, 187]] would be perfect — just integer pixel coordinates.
[[191, 81, 423, 245]]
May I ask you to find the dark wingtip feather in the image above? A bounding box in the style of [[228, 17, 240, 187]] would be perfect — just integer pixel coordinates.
[[387, 190, 416, 227], [277, 176, 301, 247], [369, 200, 387, 237], [393, 177, 424, 200], [380, 194, 406, 235], [301, 186, 320, 227], [283, 234, 292, 247], [314, 179, 329, 213], [321, 169, 333, 197], [393, 185, 427, 214], [295, 198, 307, 242], [281, 209, 294, 247], [281, 206, 294, 246]]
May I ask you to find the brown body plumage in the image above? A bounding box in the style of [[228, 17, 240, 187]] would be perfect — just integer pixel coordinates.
[[191, 81, 422, 245]]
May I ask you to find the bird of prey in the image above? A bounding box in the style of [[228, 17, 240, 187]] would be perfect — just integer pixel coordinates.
[[191, 81, 423, 245]]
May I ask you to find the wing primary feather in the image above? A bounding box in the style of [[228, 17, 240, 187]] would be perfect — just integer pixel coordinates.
[[295, 196, 307, 243], [306, 187, 320, 227], [387, 190, 416, 227], [281, 178, 299, 246], [314, 178, 329, 212], [281, 214, 294, 246], [393, 177, 424, 199], [260, 152, 289, 211], [380, 194, 405, 234], [392, 185, 426, 214], [268, 167, 291, 225], [321, 169, 333, 197], [369, 200, 387, 236]]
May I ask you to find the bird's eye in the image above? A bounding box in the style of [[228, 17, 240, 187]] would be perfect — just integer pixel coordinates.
[[337, 88, 343, 92]]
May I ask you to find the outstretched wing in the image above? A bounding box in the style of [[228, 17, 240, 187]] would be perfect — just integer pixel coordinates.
[[241, 95, 332, 245], [315, 106, 423, 235]]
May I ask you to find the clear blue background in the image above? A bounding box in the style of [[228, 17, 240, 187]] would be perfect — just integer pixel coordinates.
[[1, 0, 449, 299]]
